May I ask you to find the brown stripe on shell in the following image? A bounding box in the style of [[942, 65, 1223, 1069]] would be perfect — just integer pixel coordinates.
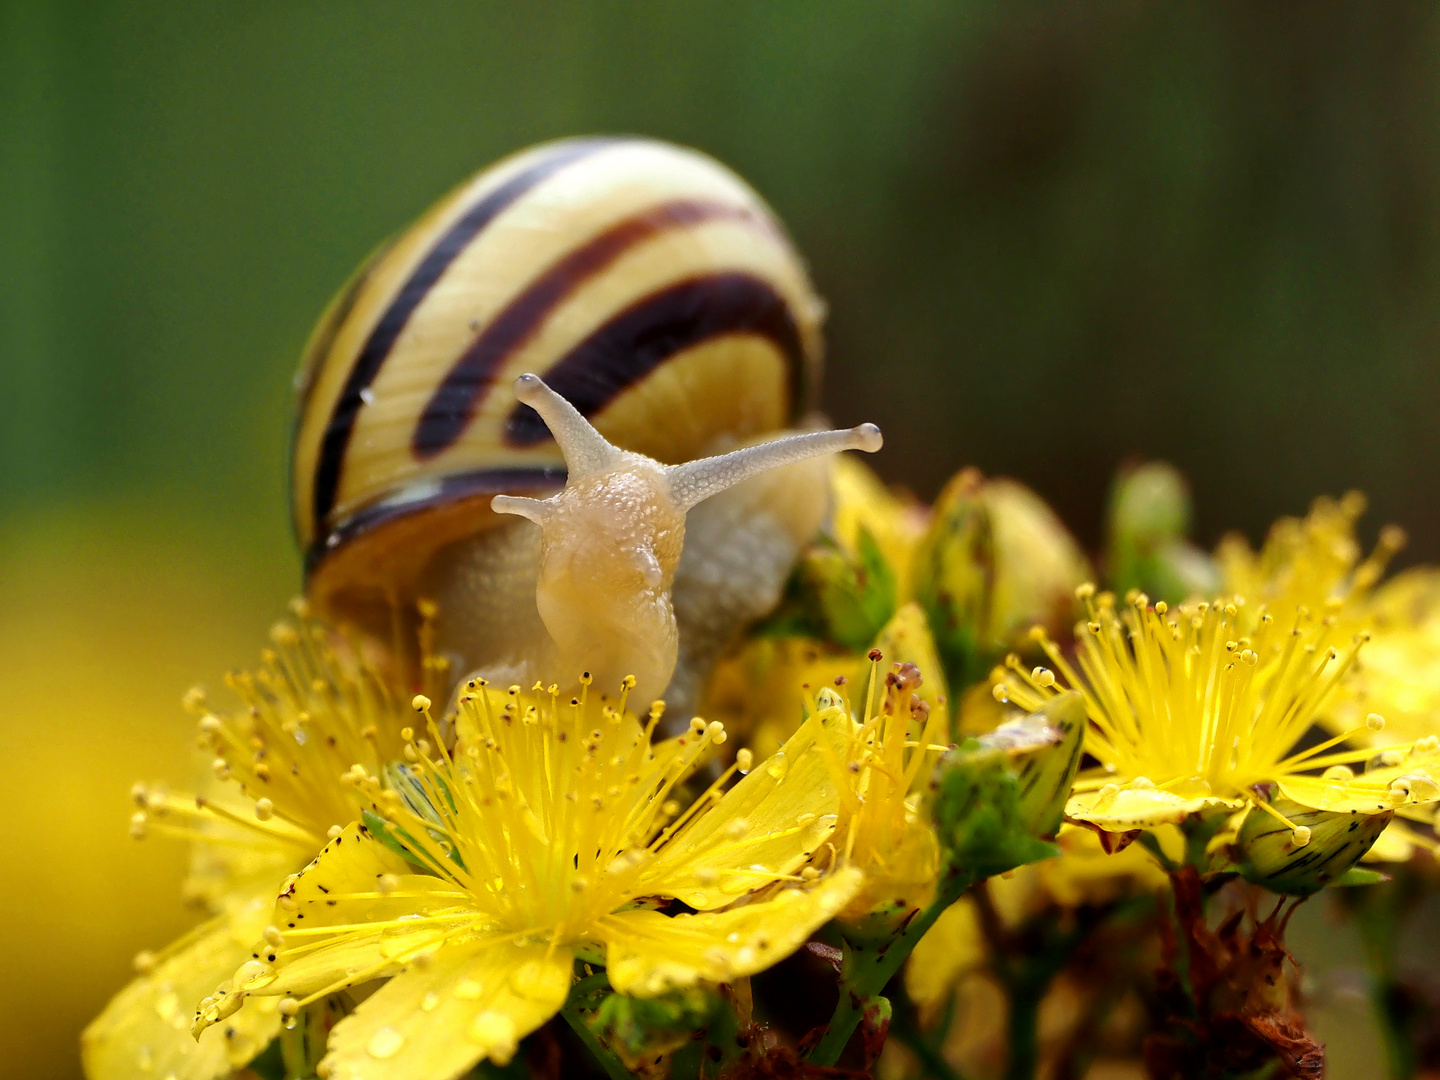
[[411, 198, 780, 461], [293, 235, 399, 426], [309, 137, 620, 539], [305, 465, 567, 578], [503, 272, 808, 448]]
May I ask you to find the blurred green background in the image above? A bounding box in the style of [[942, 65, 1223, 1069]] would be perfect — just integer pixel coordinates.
[[4, 3, 1439, 1077]]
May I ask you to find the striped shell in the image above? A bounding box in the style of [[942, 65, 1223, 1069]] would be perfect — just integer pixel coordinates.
[[293, 136, 826, 615]]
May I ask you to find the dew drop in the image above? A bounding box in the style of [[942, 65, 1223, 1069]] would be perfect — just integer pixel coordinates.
[[468, 1010, 517, 1049], [454, 978, 484, 1000], [765, 754, 789, 780], [420, 992, 440, 1012], [367, 1027, 404, 1059], [153, 991, 179, 1023]]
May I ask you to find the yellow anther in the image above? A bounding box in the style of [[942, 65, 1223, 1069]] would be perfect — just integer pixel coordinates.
[[1366, 713, 1386, 732], [1291, 826, 1312, 847], [412, 695, 431, 712], [254, 798, 275, 821]]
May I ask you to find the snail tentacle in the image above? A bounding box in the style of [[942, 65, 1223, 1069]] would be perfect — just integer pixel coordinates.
[[510, 372, 623, 480], [665, 423, 884, 512]]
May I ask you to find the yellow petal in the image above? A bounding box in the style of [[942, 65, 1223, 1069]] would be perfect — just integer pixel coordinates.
[[1066, 785, 1236, 829], [637, 711, 846, 910], [260, 822, 480, 999], [601, 866, 863, 996], [319, 940, 573, 1080], [82, 892, 281, 1080], [1363, 820, 1424, 863], [1276, 771, 1440, 815]]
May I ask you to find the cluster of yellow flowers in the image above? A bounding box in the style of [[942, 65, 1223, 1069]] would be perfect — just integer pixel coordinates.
[[84, 455, 1440, 1080]]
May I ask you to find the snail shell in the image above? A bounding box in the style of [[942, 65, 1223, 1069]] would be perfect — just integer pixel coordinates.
[[291, 136, 836, 707]]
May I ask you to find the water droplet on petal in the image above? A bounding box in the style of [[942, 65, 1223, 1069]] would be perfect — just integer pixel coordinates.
[[765, 754, 788, 780], [367, 1027, 404, 1059], [468, 1010, 517, 1052], [454, 978, 484, 1000], [421, 992, 440, 1012]]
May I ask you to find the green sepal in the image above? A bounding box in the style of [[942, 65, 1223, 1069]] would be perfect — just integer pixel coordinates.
[[586, 987, 722, 1072], [1330, 866, 1391, 888], [1235, 796, 1394, 897]]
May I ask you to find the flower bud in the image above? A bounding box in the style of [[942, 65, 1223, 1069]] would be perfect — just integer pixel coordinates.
[[926, 695, 1084, 879], [795, 534, 896, 653], [1106, 461, 1219, 603], [1236, 795, 1393, 896], [915, 469, 1089, 693], [975, 691, 1087, 840]]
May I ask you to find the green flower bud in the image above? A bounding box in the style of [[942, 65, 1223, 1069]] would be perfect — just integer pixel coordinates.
[[793, 529, 896, 653], [1106, 461, 1219, 603], [1236, 795, 1394, 897], [915, 469, 1089, 693], [978, 691, 1087, 840], [926, 696, 1084, 879]]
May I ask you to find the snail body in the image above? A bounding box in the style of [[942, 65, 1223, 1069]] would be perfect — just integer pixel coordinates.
[[291, 136, 871, 706]]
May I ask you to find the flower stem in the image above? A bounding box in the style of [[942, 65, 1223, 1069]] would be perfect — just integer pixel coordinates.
[[1351, 883, 1415, 1080], [888, 990, 970, 1080], [807, 872, 975, 1066]]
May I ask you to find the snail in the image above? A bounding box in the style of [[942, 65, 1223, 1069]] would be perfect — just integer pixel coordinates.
[[291, 135, 881, 708]]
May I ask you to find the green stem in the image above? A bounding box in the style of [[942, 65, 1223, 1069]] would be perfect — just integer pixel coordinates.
[[1352, 886, 1414, 1080], [1003, 986, 1040, 1080], [807, 872, 975, 1066], [559, 1003, 636, 1080]]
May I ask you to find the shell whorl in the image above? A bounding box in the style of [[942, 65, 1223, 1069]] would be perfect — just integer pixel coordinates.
[[293, 136, 826, 590]]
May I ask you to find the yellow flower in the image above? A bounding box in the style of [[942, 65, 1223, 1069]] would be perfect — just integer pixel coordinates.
[[204, 678, 862, 1079], [710, 603, 952, 920], [83, 612, 413, 1080], [1216, 491, 1405, 635], [1336, 567, 1440, 748], [995, 588, 1440, 844], [819, 648, 953, 919]]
